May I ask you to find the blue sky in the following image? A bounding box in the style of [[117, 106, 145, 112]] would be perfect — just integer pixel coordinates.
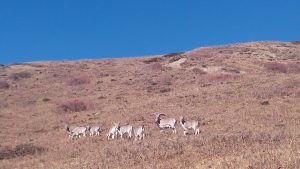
[[0, 0, 300, 64]]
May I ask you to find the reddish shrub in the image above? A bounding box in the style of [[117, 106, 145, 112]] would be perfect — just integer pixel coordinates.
[[0, 80, 9, 89], [66, 76, 90, 86], [264, 62, 287, 73], [61, 99, 87, 112]]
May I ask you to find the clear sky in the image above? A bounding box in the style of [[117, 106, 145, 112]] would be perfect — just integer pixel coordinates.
[[1, 0, 300, 64]]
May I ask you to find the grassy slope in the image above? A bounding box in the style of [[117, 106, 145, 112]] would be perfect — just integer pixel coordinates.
[[0, 41, 300, 169]]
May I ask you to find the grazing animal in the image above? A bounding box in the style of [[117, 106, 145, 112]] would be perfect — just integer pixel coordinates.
[[154, 113, 177, 134], [134, 125, 145, 141], [179, 116, 200, 136], [117, 124, 133, 139], [88, 126, 101, 136], [65, 124, 88, 139], [107, 123, 119, 140]]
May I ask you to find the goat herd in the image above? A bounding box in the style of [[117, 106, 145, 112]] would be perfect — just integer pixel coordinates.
[[65, 113, 200, 141]]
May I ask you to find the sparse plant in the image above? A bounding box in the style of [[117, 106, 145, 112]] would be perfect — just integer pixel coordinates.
[[0, 144, 46, 160], [163, 52, 184, 58], [143, 57, 162, 64], [60, 99, 87, 112], [66, 75, 90, 86], [160, 88, 171, 93]]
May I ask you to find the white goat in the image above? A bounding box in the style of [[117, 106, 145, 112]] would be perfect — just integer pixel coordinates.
[[65, 124, 88, 139], [88, 126, 101, 136], [117, 124, 133, 139], [107, 123, 119, 140], [154, 113, 177, 134], [134, 125, 145, 141], [179, 116, 200, 136]]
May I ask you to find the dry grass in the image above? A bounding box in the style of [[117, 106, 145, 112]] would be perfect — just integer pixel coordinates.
[[0, 41, 299, 169]]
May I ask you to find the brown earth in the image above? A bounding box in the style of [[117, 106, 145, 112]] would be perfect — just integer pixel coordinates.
[[0, 41, 300, 169]]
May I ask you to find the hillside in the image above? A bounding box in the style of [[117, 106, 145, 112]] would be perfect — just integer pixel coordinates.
[[0, 41, 300, 169]]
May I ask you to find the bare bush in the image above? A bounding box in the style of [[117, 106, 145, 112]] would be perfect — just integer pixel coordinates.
[[66, 75, 90, 86], [0, 80, 9, 89], [9, 71, 32, 80], [60, 99, 88, 112]]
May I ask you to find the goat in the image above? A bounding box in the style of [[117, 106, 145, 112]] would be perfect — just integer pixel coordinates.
[[117, 124, 133, 139], [88, 126, 100, 136], [134, 125, 145, 141], [107, 123, 119, 140], [179, 116, 200, 136], [65, 124, 88, 139], [154, 113, 177, 134]]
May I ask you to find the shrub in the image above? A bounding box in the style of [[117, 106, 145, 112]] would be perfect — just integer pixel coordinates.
[[9, 71, 32, 80], [143, 57, 162, 64], [66, 75, 90, 86], [42, 98, 51, 102], [264, 62, 287, 73], [163, 52, 184, 58], [160, 88, 171, 93], [168, 56, 182, 63], [61, 99, 87, 112], [0, 80, 9, 89], [0, 144, 46, 160]]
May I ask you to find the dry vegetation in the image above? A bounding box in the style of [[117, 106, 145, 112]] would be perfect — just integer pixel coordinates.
[[0, 41, 299, 169]]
